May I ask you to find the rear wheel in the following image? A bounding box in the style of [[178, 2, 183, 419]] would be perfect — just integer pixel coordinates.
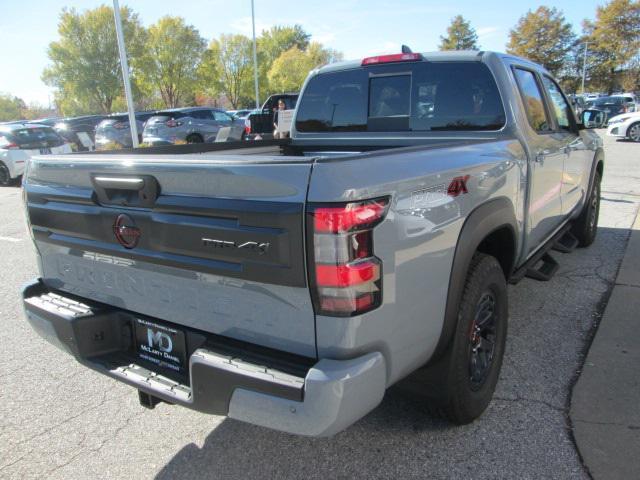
[[572, 171, 601, 247], [0, 162, 11, 186], [428, 253, 508, 424], [186, 133, 203, 144], [627, 122, 640, 142]]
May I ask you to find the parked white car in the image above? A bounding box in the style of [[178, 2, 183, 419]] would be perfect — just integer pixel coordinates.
[[606, 112, 640, 142], [0, 123, 73, 185]]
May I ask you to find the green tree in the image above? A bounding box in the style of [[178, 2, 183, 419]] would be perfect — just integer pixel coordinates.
[[582, 0, 640, 93], [507, 6, 576, 76], [257, 25, 311, 95], [42, 6, 147, 115], [267, 43, 343, 93], [199, 34, 254, 109], [0, 94, 25, 122], [439, 15, 479, 50], [138, 16, 206, 108], [267, 48, 315, 92]]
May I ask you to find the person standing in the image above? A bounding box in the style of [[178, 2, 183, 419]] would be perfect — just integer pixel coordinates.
[[273, 99, 287, 139]]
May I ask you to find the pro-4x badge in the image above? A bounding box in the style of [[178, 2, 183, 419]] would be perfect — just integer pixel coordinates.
[[202, 238, 270, 255]]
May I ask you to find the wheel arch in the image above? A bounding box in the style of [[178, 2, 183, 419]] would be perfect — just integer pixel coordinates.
[[430, 197, 518, 361]]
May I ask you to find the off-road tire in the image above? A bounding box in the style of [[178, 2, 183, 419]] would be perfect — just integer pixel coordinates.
[[572, 171, 601, 247], [428, 253, 508, 424]]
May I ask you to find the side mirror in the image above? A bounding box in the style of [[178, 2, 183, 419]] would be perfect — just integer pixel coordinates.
[[581, 109, 606, 129]]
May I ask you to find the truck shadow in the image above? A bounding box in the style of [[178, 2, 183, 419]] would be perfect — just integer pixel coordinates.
[[154, 386, 451, 480]]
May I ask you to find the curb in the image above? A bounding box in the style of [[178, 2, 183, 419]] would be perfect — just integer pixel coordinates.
[[570, 208, 640, 479]]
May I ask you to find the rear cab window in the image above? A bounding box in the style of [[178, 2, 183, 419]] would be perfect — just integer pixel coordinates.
[[295, 62, 506, 133]]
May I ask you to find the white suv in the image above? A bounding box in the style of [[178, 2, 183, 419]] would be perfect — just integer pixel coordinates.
[[0, 123, 72, 185]]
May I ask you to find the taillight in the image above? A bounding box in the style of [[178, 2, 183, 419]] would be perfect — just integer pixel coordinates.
[[307, 197, 390, 316], [244, 118, 251, 135], [2, 142, 19, 150]]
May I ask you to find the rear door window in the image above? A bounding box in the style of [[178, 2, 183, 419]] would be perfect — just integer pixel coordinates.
[[295, 62, 505, 133], [213, 111, 232, 122], [540, 75, 573, 131], [513, 68, 552, 133]]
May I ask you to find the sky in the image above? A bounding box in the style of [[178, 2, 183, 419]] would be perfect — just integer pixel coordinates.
[[0, 0, 604, 105]]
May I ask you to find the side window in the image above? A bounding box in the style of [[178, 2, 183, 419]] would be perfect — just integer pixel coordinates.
[[514, 68, 551, 133], [541, 76, 572, 131], [190, 110, 209, 119], [213, 111, 231, 122]]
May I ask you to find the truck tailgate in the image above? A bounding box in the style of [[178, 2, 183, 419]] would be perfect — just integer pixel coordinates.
[[24, 154, 317, 358]]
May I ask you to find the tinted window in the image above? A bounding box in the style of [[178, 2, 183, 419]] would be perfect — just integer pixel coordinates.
[[2, 127, 63, 147], [190, 110, 211, 119], [541, 76, 572, 131], [213, 111, 232, 122], [295, 62, 505, 133], [514, 69, 551, 132], [594, 97, 624, 105]]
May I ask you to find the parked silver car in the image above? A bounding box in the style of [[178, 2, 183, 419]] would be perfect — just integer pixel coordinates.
[[95, 111, 157, 150], [142, 107, 243, 145]]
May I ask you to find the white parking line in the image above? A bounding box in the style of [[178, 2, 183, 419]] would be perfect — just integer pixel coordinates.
[[0, 236, 21, 243]]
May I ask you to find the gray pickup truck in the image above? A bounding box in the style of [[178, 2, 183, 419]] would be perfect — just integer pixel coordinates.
[[21, 50, 604, 437]]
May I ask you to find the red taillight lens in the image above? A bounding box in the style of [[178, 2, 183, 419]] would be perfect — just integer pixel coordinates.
[[361, 52, 423, 66], [316, 260, 380, 288], [244, 119, 251, 135], [2, 142, 19, 150], [314, 199, 389, 233], [308, 197, 389, 317]]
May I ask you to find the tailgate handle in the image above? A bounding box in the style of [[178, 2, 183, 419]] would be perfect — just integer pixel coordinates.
[[91, 174, 159, 208], [93, 176, 145, 190]]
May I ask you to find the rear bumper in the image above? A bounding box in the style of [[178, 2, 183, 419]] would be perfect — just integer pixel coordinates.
[[22, 279, 386, 437]]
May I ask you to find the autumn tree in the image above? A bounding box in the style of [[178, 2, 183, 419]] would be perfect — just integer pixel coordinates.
[[439, 15, 479, 50], [507, 6, 576, 76], [42, 6, 147, 115], [0, 94, 25, 122], [582, 0, 640, 93], [138, 16, 206, 108]]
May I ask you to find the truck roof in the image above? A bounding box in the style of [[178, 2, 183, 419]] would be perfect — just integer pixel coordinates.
[[314, 50, 545, 75]]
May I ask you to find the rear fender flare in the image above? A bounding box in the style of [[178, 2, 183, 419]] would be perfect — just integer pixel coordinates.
[[431, 197, 518, 361]]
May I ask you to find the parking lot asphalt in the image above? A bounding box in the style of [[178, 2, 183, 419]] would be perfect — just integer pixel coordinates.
[[1, 133, 639, 480]]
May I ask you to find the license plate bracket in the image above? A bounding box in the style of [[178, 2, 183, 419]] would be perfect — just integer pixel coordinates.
[[134, 318, 187, 375]]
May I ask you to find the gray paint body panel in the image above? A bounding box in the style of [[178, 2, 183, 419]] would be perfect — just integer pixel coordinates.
[[25, 156, 318, 357]]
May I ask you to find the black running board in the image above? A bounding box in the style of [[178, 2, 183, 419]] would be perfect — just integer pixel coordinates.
[[524, 252, 559, 281], [553, 230, 579, 253], [510, 224, 571, 284]]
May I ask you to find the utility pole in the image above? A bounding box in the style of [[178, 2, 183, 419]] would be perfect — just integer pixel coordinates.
[[581, 42, 589, 95], [113, 0, 139, 147], [251, 0, 260, 109]]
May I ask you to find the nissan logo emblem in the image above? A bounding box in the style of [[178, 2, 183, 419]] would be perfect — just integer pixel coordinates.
[[113, 214, 140, 249]]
